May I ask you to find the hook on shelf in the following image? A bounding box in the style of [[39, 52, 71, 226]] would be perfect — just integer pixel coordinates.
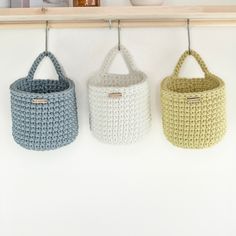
[[118, 20, 121, 51], [108, 19, 112, 29], [45, 20, 49, 55], [41, 7, 46, 13], [187, 19, 191, 55]]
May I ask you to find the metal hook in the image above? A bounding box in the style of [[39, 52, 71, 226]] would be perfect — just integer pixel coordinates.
[[118, 20, 121, 51], [108, 19, 112, 29], [45, 21, 49, 55], [187, 19, 191, 55], [41, 7, 46, 13]]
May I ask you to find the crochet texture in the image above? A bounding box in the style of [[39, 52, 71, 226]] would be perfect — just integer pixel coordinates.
[[88, 46, 151, 144], [10, 51, 78, 151], [161, 50, 226, 149]]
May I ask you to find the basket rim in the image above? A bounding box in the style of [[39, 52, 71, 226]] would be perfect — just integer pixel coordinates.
[[161, 74, 225, 95], [10, 77, 75, 97], [88, 70, 148, 89]]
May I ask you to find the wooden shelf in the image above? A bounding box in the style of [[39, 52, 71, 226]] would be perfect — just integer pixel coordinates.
[[1, 6, 236, 28]]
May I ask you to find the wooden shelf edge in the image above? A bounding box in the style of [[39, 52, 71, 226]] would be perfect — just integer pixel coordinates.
[[1, 6, 236, 28]]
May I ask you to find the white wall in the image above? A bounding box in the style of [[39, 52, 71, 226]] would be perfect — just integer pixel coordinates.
[[0, 1, 236, 236]]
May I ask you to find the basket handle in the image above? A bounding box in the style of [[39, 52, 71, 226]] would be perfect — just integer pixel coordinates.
[[100, 46, 138, 75], [172, 50, 211, 77], [27, 51, 65, 81]]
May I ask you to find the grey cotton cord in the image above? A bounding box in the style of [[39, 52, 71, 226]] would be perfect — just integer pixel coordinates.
[[10, 51, 79, 151]]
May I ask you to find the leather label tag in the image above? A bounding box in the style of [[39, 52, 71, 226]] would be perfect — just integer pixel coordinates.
[[108, 93, 122, 99], [32, 99, 48, 104]]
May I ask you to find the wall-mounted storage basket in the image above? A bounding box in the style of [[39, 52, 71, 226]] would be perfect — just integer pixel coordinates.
[[161, 50, 226, 149], [88, 46, 151, 144], [10, 51, 78, 151]]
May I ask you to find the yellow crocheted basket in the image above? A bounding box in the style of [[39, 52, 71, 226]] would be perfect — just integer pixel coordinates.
[[161, 50, 226, 149]]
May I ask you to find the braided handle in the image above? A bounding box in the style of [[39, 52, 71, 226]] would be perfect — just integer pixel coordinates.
[[27, 51, 65, 81], [172, 50, 210, 77], [100, 45, 138, 75]]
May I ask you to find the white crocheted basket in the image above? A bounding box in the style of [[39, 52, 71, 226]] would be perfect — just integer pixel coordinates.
[[88, 46, 151, 144]]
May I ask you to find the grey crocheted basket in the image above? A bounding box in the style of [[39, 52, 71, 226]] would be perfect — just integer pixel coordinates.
[[10, 51, 78, 151]]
